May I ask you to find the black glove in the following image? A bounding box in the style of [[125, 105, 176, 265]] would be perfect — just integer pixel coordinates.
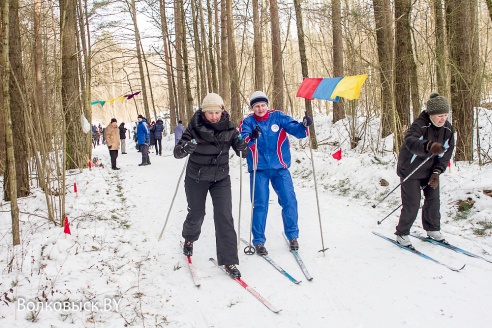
[[428, 171, 440, 189], [302, 115, 313, 127], [250, 126, 261, 140], [145, 138, 150, 145], [183, 141, 197, 154], [108, 145, 112, 150], [236, 139, 248, 152], [427, 142, 444, 155]]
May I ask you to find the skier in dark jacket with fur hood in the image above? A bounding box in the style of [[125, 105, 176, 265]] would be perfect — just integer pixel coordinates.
[[395, 92, 454, 248], [174, 92, 248, 278]]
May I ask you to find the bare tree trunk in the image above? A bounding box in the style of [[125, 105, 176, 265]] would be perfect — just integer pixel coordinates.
[[191, 0, 206, 101], [226, 0, 241, 121], [60, 0, 84, 170], [252, 0, 264, 91], [174, 0, 186, 123], [214, 0, 221, 94], [293, 0, 317, 149], [446, 0, 480, 161], [159, 0, 177, 129], [206, 0, 218, 92], [332, 0, 345, 123], [199, 0, 212, 92], [270, 0, 284, 110], [6, 0, 29, 198], [178, 0, 194, 119], [434, 0, 447, 97], [394, 0, 412, 151], [2, 0, 20, 245], [128, 0, 150, 119], [220, 0, 230, 106], [372, 0, 394, 138]]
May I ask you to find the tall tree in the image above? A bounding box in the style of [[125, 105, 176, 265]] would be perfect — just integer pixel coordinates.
[[434, 0, 447, 97], [128, 0, 150, 119], [372, 0, 394, 138], [226, 0, 241, 122], [332, 0, 345, 123], [206, 0, 218, 92], [252, 0, 264, 91], [293, 0, 317, 148], [2, 0, 20, 245], [394, 0, 414, 150], [174, 0, 186, 123], [158, 0, 177, 128], [60, 0, 85, 170], [219, 0, 230, 106], [446, 0, 480, 161], [6, 0, 29, 197], [270, 0, 284, 110], [178, 0, 194, 119], [191, 0, 206, 101]]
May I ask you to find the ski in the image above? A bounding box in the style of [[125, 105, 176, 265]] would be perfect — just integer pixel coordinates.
[[411, 234, 492, 264], [180, 242, 201, 287], [372, 232, 465, 272], [240, 238, 301, 284], [209, 258, 281, 313], [282, 233, 313, 281]]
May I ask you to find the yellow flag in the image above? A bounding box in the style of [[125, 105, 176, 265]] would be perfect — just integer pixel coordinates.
[[118, 96, 125, 102], [106, 97, 118, 103], [330, 74, 368, 100]]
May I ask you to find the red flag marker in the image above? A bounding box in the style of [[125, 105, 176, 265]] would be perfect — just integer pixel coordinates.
[[74, 182, 78, 197], [64, 217, 71, 235], [332, 148, 342, 161], [88, 160, 92, 170]]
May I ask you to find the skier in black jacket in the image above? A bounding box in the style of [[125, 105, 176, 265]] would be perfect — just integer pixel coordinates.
[[174, 92, 248, 278], [395, 92, 454, 247]]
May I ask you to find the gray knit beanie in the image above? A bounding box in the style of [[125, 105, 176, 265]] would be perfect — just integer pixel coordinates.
[[201, 92, 224, 112], [249, 91, 269, 108], [426, 92, 450, 115]]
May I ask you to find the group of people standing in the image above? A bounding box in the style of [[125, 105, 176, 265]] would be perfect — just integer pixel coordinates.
[[101, 89, 454, 278]]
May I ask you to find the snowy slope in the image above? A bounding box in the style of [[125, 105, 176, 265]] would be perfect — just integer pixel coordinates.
[[1, 114, 491, 327]]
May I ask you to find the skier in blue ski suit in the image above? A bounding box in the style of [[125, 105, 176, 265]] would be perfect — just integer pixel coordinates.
[[239, 91, 313, 255]]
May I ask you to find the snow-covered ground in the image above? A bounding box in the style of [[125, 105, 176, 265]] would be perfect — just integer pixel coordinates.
[[1, 112, 491, 327]]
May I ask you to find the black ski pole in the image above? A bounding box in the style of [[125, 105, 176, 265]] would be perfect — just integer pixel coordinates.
[[372, 154, 434, 209], [244, 137, 258, 255]]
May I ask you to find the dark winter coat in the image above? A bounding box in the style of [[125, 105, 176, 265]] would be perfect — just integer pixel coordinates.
[[397, 111, 454, 179], [154, 119, 164, 139], [119, 124, 127, 139], [174, 110, 248, 182]]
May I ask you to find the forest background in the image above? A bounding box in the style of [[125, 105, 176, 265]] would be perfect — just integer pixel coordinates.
[[0, 0, 492, 245]]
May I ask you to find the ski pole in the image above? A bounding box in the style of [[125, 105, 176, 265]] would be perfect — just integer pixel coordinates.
[[158, 143, 194, 240], [244, 137, 258, 255], [377, 185, 428, 225], [305, 119, 328, 254], [372, 154, 434, 209], [237, 135, 244, 250]]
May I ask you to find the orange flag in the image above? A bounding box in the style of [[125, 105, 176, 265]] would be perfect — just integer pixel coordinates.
[[64, 217, 71, 235], [332, 148, 342, 161]]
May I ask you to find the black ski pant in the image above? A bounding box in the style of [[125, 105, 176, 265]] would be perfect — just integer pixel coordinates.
[[155, 138, 162, 155], [182, 175, 238, 266], [109, 149, 118, 169], [139, 144, 150, 164], [395, 177, 440, 236]]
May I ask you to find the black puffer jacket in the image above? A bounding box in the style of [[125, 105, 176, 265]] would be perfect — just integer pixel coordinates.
[[174, 110, 248, 182], [397, 111, 454, 179]]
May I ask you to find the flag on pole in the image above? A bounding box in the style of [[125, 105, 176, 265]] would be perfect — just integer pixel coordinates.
[[74, 182, 78, 197], [88, 160, 92, 170], [64, 217, 71, 235], [332, 148, 342, 160]]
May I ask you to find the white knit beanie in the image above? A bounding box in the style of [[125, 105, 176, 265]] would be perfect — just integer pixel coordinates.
[[201, 93, 225, 112]]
